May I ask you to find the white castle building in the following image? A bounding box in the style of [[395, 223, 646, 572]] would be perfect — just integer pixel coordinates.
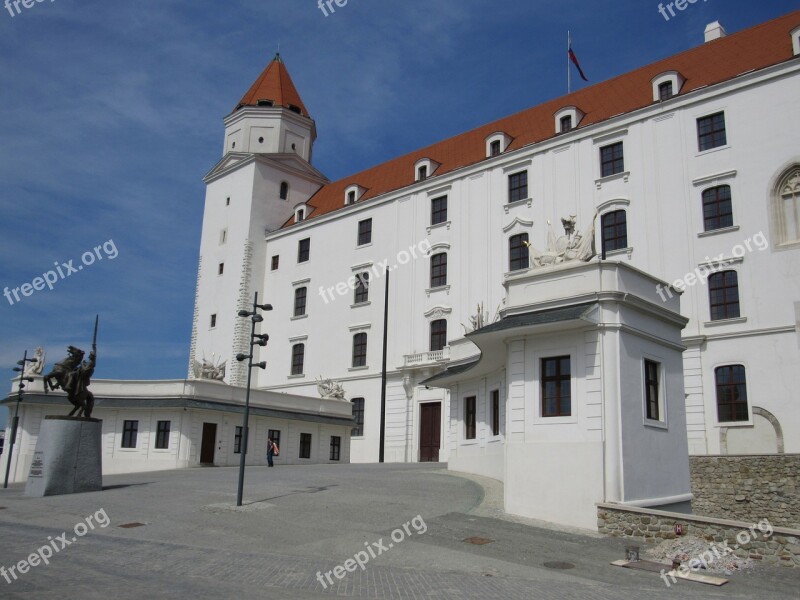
[[5, 10, 800, 529], [190, 10, 800, 468]]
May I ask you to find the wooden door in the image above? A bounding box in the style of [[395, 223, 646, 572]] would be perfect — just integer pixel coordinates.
[[419, 403, 441, 462], [200, 422, 217, 464]]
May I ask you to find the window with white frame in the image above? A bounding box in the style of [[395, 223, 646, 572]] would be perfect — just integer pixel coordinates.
[[643, 359, 664, 423]]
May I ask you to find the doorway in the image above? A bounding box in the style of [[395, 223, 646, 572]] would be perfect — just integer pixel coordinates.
[[200, 422, 217, 465], [419, 402, 441, 462]]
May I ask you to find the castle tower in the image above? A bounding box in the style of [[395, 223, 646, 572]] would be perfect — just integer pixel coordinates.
[[188, 55, 328, 386]]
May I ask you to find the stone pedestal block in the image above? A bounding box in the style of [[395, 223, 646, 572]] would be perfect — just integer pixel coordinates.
[[25, 416, 103, 497]]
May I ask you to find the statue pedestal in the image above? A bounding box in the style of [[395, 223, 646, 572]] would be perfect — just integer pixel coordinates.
[[25, 416, 103, 497]]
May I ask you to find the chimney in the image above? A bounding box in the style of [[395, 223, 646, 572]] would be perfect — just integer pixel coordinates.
[[704, 21, 727, 43]]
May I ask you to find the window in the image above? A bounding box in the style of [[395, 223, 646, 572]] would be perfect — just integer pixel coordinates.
[[155, 421, 170, 449], [418, 165, 428, 181], [716, 365, 748, 422], [330, 436, 341, 461], [226, 197, 230, 206], [294, 286, 307, 317], [271, 255, 279, 270], [490, 390, 500, 436], [702, 186, 733, 231], [658, 81, 674, 100], [430, 319, 447, 352], [464, 396, 476, 440], [347, 190, 356, 205], [280, 181, 289, 200], [644, 360, 661, 421], [600, 142, 625, 177], [358, 219, 372, 246], [541, 356, 571, 417], [299, 433, 312, 459], [210, 314, 217, 328], [601, 210, 628, 253], [351, 398, 365, 436], [268, 429, 281, 452], [509, 171, 528, 203], [220, 229, 227, 244], [122, 420, 138, 448], [298, 238, 310, 263], [430, 253, 447, 288], [354, 272, 369, 304], [218, 263, 224, 275], [296, 208, 305, 222], [490, 140, 501, 156], [697, 112, 727, 152], [431, 196, 448, 225], [291, 343, 305, 375], [509, 233, 529, 271], [709, 270, 740, 321], [776, 168, 800, 244], [234, 426, 243, 454], [352, 333, 367, 367], [560, 115, 573, 132]]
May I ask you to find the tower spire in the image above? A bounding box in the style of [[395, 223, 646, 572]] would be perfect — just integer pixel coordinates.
[[234, 54, 308, 116]]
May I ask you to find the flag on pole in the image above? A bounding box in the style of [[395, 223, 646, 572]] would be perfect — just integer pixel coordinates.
[[568, 40, 589, 82]]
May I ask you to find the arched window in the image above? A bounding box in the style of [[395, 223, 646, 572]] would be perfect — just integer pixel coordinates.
[[708, 270, 740, 321], [290, 343, 305, 375], [280, 181, 289, 200], [715, 365, 748, 422], [776, 168, 800, 245], [702, 185, 733, 231], [430, 319, 447, 352], [509, 233, 529, 271]]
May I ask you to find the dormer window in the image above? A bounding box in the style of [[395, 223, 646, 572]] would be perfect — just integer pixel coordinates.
[[344, 184, 366, 206], [792, 26, 800, 56], [414, 158, 440, 182], [257, 99, 274, 107], [485, 132, 511, 157], [294, 205, 307, 223], [280, 181, 289, 200], [554, 106, 584, 134], [287, 104, 302, 114], [651, 71, 685, 102]]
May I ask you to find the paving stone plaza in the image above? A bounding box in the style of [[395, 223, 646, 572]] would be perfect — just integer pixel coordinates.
[[0, 464, 797, 599]]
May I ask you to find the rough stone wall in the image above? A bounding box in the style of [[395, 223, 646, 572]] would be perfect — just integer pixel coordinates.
[[597, 504, 800, 568], [690, 455, 799, 528]]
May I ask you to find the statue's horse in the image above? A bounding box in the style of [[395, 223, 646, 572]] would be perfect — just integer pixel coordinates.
[[43, 346, 95, 418]]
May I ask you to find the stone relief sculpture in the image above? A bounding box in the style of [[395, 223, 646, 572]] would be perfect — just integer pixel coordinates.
[[193, 354, 227, 381], [524, 211, 599, 268], [24, 346, 45, 376], [317, 377, 346, 400], [462, 302, 489, 334]]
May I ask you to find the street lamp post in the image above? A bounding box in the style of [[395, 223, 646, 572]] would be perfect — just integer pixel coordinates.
[[235, 291, 272, 507], [3, 350, 37, 489]]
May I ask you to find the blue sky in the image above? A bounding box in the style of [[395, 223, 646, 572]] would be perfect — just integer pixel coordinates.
[[1, 0, 797, 426]]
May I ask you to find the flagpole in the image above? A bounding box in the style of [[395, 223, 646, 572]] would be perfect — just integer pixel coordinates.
[[567, 30, 571, 94]]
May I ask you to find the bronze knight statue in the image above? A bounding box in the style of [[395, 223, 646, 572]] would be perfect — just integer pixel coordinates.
[[42, 316, 98, 419]]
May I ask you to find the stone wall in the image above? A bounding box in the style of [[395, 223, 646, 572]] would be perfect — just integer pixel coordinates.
[[597, 503, 800, 568], [690, 454, 799, 528]]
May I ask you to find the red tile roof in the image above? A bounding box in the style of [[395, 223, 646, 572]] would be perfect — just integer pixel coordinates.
[[293, 10, 800, 228], [235, 54, 310, 117]]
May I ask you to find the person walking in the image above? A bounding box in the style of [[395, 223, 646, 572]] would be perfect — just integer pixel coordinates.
[[266, 437, 279, 467]]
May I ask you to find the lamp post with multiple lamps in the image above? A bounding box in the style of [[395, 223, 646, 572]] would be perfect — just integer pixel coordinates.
[[3, 350, 38, 489], [235, 292, 272, 507]]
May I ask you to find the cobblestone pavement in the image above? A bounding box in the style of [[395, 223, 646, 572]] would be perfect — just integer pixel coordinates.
[[0, 463, 797, 599]]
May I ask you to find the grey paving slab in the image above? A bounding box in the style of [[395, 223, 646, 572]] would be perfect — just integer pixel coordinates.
[[0, 463, 797, 599]]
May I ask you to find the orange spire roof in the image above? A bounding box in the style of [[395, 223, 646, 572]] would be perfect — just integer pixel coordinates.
[[235, 54, 310, 117]]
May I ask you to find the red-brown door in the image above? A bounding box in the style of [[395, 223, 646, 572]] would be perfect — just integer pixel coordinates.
[[419, 403, 441, 462], [200, 423, 217, 464]]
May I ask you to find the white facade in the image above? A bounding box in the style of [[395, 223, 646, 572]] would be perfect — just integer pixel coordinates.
[[2, 378, 353, 483], [188, 16, 800, 468]]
